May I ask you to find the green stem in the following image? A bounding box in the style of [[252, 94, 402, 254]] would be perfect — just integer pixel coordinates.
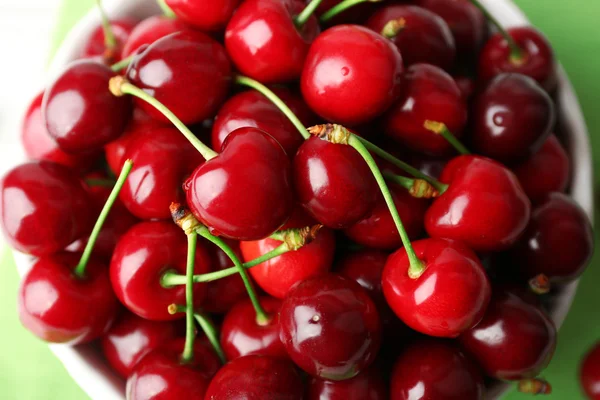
[[294, 0, 323, 28], [382, 171, 413, 191], [156, 0, 176, 18], [320, 0, 381, 23], [423, 121, 471, 155], [194, 313, 227, 364], [94, 0, 117, 55], [110, 55, 134, 72], [181, 233, 197, 364], [74, 160, 133, 278]]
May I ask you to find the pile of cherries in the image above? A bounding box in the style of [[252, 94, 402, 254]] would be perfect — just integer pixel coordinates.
[[1, 0, 596, 398]]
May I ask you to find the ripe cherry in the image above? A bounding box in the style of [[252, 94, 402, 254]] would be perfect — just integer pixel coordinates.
[[82, 19, 136, 61], [581, 341, 600, 400], [308, 365, 388, 400], [454, 75, 476, 100], [165, 0, 241, 32], [121, 15, 193, 59]]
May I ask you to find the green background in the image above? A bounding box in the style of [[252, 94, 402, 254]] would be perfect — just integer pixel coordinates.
[[1, 0, 599, 398]]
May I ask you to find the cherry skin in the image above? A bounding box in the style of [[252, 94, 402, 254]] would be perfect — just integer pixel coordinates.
[[390, 340, 485, 400], [185, 127, 294, 240], [225, 0, 320, 83], [512, 134, 570, 204], [459, 290, 557, 380], [220, 296, 288, 361], [471, 73, 555, 164], [81, 19, 136, 61], [126, 31, 231, 125], [165, 0, 241, 32], [121, 15, 193, 59], [454, 75, 476, 101], [279, 273, 381, 380], [18, 252, 118, 344], [408, 152, 450, 180], [0, 161, 92, 256], [425, 155, 531, 252], [366, 5, 456, 71], [479, 27, 557, 92], [316, 0, 378, 24], [301, 24, 403, 126], [307, 365, 388, 400], [383, 63, 468, 156], [110, 221, 211, 321], [581, 341, 600, 400]]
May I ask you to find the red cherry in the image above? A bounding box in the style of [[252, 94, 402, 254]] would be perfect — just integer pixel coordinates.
[[121, 15, 194, 59], [18, 253, 117, 344], [126, 31, 231, 125], [408, 152, 450, 180], [0, 161, 92, 256], [454, 75, 476, 100], [301, 24, 403, 126], [165, 0, 241, 32], [279, 273, 381, 380], [459, 290, 557, 380], [316, 0, 378, 24], [308, 365, 388, 400], [390, 340, 485, 400], [425, 155, 531, 252], [383, 63, 467, 156], [581, 342, 600, 400], [185, 127, 294, 240], [110, 221, 211, 321], [382, 238, 491, 338], [81, 19, 136, 61], [366, 5, 456, 71]]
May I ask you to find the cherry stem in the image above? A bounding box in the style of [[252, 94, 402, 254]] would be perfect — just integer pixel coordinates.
[[74, 160, 133, 278], [156, 0, 176, 18], [320, 0, 382, 23], [194, 313, 227, 364], [381, 18, 406, 39], [517, 378, 552, 395], [84, 177, 117, 188], [382, 171, 440, 199], [94, 0, 117, 58], [294, 0, 323, 28], [233, 75, 309, 140], [110, 55, 134, 72], [424, 121, 470, 155], [180, 233, 198, 364]]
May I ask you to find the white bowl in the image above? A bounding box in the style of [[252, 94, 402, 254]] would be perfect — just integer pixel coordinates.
[[11, 0, 593, 399]]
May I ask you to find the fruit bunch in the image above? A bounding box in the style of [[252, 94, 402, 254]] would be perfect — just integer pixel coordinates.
[[1, 0, 594, 399]]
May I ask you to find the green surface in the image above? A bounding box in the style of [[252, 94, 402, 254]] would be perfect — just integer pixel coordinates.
[[1, 0, 600, 398]]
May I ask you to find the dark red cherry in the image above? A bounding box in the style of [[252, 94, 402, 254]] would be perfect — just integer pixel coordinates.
[[390, 340, 485, 400], [126, 31, 231, 125], [279, 273, 381, 380], [581, 342, 600, 400], [101, 312, 179, 378], [425, 155, 531, 252], [301, 24, 403, 126], [383, 63, 467, 156], [454, 75, 476, 101], [308, 365, 388, 400], [121, 15, 194, 59], [512, 134, 570, 204], [18, 252, 117, 344], [43, 60, 131, 153], [225, 0, 320, 83], [366, 5, 456, 71], [81, 19, 136, 61], [205, 355, 304, 400], [383, 238, 491, 338], [316, 0, 378, 24], [220, 296, 287, 360], [0, 161, 92, 256], [166, 0, 241, 32], [471, 73, 555, 164], [509, 192, 593, 282], [293, 136, 378, 229], [479, 27, 557, 92], [408, 152, 450, 180], [459, 290, 557, 380], [185, 127, 294, 240], [110, 221, 211, 321]]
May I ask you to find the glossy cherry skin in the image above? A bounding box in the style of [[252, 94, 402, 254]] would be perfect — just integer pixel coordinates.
[[185, 127, 294, 240], [126, 31, 231, 125], [308, 365, 388, 400], [101, 312, 179, 378], [509, 192, 593, 282], [220, 296, 288, 361], [581, 342, 600, 400], [18, 253, 118, 344], [81, 19, 136, 61], [121, 15, 193, 59], [459, 290, 557, 380], [279, 273, 381, 380], [425, 155, 531, 252], [479, 27, 557, 92], [225, 0, 320, 83], [110, 221, 211, 321], [383, 63, 468, 156], [43, 60, 131, 153], [0, 161, 92, 256], [366, 5, 456, 71], [165, 0, 241, 32], [301, 24, 403, 126], [205, 355, 304, 400], [471, 73, 555, 164], [390, 340, 484, 400], [512, 134, 570, 204]]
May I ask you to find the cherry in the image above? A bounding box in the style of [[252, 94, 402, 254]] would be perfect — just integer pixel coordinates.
[[508, 192, 593, 282], [383, 63, 467, 156], [581, 342, 600, 400], [366, 5, 456, 71], [279, 273, 381, 380], [390, 339, 485, 400], [301, 24, 403, 126], [471, 73, 555, 164], [512, 134, 570, 204], [101, 312, 179, 378], [459, 290, 557, 380], [316, 0, 378, 25], [110, 221, 211, 321], [454, 75, 476, 101], [121, 15, 193, 59], [81, 18, 136, 61], [165, 0, 241, 32], [185, 127, 294, 241], [425, 155, 531, 252], [220, 296, 287, 360], [408, 152, 450, 180], [0, 161, 92, 256], [125, 31, 231, 125], [18, 252, 117, 344], [308, 365, 388, 400]]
